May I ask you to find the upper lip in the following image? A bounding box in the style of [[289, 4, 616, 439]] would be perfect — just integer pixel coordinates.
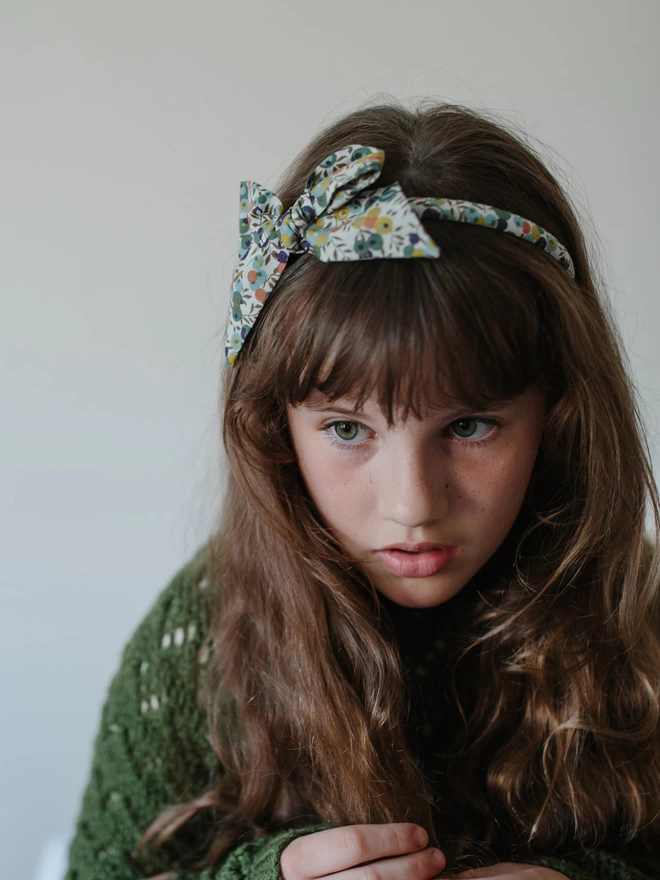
[[379, 542, 454, 552]]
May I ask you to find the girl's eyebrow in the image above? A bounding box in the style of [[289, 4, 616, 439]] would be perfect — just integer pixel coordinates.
[[302, 398, 517, 418], [304, 403, 372, 417]]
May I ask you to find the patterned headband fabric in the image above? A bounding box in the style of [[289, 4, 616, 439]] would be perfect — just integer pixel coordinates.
[[225, 144, 575, 367]]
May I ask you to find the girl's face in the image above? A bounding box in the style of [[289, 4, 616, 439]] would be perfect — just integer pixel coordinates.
[[286, 386, 547, 608]]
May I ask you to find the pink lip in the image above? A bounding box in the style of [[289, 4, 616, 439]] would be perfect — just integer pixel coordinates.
[[375, 545, 457, 578], [380, 542, 452, 552]]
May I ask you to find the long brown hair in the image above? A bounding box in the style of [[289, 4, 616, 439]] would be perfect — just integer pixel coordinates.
[[135, 97, 660, 877]]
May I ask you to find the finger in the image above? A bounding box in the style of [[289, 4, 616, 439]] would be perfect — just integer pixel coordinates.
[[283, 823, 434, 878], [323, 844, 447, 880]]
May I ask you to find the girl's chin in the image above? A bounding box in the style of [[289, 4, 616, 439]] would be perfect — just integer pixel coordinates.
[[374, 579, 464, 609]]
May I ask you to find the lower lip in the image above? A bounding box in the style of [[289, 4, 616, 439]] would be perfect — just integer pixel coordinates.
[[375, 547, 458, 578]]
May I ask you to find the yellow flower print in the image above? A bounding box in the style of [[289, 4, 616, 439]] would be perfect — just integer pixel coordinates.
[[363, 206, 381, 230], [228, 352, 237, 367], [311, 231, 330, 246], [281, 231, 293, 247], [352, 216, 365, 229], [375, 216, 393, 234], [531, 224, 541, 240], [335, 207, 350, 221]]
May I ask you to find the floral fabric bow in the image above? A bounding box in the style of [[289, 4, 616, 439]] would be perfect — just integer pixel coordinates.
[[225, 144, 575, 367]]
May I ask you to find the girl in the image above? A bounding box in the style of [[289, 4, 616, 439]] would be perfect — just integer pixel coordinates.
[[65, 99, 660, 880]]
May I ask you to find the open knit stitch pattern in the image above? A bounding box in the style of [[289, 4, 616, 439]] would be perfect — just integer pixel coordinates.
[[64, 546, 658, 879]]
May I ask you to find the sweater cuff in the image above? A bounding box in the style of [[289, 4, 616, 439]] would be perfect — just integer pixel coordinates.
[[247, 823, 335, 880], [525, 850, 658, 880], [525, 855, 594, 880]]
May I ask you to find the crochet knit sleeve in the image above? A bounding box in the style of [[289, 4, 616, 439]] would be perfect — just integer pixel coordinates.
[[64, 546, 659, 880], [529, 850, 660, 880], [525, 848, 659, 880], [64, 545, 332, 880]]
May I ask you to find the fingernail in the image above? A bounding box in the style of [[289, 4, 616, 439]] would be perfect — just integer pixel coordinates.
[[433, 849, 445, 867], [414, 827, 428, 847]]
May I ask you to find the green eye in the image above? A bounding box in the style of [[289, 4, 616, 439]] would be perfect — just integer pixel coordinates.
[[452, 418, 479, 438], [448, 417, 501, 447], [324, 420, 369, 449], [334, 421, 359, 441]]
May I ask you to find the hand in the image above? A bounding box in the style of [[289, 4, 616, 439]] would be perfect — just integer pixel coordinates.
[[455, 863, 568, 880], [280, 823, 446, 880]]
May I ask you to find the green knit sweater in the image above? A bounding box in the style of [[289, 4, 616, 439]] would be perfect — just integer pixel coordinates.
[[65, 545, 659, 880]]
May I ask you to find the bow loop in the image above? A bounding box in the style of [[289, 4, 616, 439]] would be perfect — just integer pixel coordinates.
[[287, 145, 386, 235], [280, 144, 440, 263], [237, 180, 286, 260]]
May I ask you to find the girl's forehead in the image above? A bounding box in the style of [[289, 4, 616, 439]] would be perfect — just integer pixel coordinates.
[[299, 386, 521, 418], [292, 345, 537, 422], [302, 355, 462, 410], [303, 387, 449, 409]]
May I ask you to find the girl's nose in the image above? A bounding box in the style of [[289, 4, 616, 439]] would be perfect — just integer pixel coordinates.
[[379, 446, 450, 528]]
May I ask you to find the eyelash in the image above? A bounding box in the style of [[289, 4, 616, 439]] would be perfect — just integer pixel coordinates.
[[322, 417, 502, 452]]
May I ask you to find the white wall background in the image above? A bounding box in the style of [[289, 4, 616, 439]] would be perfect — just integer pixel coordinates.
[[2, 1, 659, 877]]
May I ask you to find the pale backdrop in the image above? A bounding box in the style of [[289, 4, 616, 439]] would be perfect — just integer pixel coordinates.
[[2, 1, 659, 877]]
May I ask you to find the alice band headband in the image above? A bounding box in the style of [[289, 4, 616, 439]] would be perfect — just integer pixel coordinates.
[[225, 143, 575, 367]]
